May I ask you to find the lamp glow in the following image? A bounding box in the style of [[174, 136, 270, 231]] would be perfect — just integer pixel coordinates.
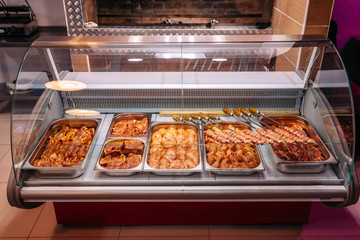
[[45, 80, 87, 91], [128, 58, 143, 62], [65, 109, 100, 116], [212, 58, 228, 62]]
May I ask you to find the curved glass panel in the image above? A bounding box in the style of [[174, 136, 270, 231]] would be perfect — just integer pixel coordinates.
[[10, 36, 355, 203], [307, 43, 355, 185]]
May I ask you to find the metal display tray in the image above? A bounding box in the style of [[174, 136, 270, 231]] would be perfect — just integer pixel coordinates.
[[106, 113, 151, 138], [203, 122, 265, 175], [95, 137, 147, 176], [261, 116, 337, 173], [322, 114, 353, 157], [22, 118, 101, 178], [143, 122, 203, 175]]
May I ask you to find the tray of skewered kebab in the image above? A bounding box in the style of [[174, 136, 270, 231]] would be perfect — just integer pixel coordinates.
[[143, 122, 202, 175], [96, 113, 150, 175], [174, 113, 264, 175], [177, 107, 337, 174], [244, 107, 337, 173], [22, 119, 101, 178]]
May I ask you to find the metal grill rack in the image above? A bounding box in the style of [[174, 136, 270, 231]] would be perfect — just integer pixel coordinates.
[[65, 89, 303, 112]]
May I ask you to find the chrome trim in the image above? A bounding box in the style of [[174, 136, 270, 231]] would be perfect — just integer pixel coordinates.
[[33, 35, 329, 48], [20, 185, 347, 202]]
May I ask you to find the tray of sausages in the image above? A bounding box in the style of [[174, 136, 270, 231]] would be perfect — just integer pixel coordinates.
[[143, 122, 202, 175], [203, 122, 264, 175], [261, 116, 337, 173]]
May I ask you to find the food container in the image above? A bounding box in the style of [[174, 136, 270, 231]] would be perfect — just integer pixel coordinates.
[[143, 122, 202, 175], [202, 122, 265, 175], [323, 114, 353, 158], [95, 138, 146, 176], [106, 113, 151, 138], [261, 116, 337, 173], [22, 118, 101, 178]]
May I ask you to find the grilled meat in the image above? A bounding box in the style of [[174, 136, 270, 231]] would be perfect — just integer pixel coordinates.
[[112, 117, 148, 137], [32, 126, 95, 167], [147, 127, 199, 169]]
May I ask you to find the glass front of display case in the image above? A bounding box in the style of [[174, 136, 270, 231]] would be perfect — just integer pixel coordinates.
[[10, 36, 355, 203]]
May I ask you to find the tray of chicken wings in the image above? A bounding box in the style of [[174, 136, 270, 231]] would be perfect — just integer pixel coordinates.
[[144, 122, 202, 175], [203, 122, 264, 175], [22, 119, 101, 178], [95, 138, 145, 176], [261, 116, 337, 173]]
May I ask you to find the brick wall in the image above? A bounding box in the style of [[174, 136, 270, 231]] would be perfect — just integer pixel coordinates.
[[94, 0, 273, 25]]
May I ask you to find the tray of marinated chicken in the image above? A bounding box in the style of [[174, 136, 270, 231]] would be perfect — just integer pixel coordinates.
[[106, 113, 150, 138], [143, 122, 202, 175], [95, 113, 150, 175], [95, 138, 145, 176], [22, 119, 101, 178], [260, 116, 337, 173], [203, 122, 264, 175]]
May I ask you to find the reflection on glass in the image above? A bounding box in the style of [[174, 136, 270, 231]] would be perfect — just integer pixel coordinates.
[[128, 58, 143, 62], [155, 53, 205, 59], [45, 80, 87, 91], [65, 109, 101, 116], [212, 58, 228, 62]]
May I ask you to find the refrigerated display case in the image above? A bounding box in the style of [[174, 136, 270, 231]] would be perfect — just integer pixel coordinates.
[[7, 35, 359, 223]]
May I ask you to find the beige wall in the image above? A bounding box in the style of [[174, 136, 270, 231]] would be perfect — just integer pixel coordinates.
[[271, 0, 334, 71]]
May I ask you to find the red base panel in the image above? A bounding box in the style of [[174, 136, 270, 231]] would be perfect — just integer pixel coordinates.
[[54, 202, 311, 225]]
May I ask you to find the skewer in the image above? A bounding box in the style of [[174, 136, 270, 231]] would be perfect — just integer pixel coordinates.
[[207, 113, 247, 131], [245, 108, 312, 145], [179, 115, 216, 132], [232, 108, 266, 130], [197, 112, 235, 132], [190, 114, 227, 131], [223, 108, 250, 125], [249, 107, 287, 127], [238, 108, 275, 130]]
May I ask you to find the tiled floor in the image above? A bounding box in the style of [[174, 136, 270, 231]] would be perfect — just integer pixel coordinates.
[[0, 113, 360, 240]]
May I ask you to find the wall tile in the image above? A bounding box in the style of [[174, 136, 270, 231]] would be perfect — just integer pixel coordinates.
[[271, 8, 281, 34], [304, 26, 329, 37], [277, 13, 303, 35], [275, 54, 296, 71], [306, 0, 334, 26], [274, 0, 308, 24]]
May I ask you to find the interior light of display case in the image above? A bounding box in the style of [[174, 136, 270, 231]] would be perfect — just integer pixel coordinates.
[[155, 53, 205, 59], [45, 80, 87, 91], [212, 58, 228, 62], [65, 109, 100, 116], [128, 58, 144, 62]]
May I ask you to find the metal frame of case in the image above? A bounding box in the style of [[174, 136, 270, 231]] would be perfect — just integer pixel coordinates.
[[7, 35, 359, 208]]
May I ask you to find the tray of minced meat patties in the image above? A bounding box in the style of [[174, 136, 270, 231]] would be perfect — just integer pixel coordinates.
[[95, 138, 145, 176], [22, 119, 101, 178], [107, 113, 150, 138], [203, 122, 264, 175], [143, 122, 202, 175]]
